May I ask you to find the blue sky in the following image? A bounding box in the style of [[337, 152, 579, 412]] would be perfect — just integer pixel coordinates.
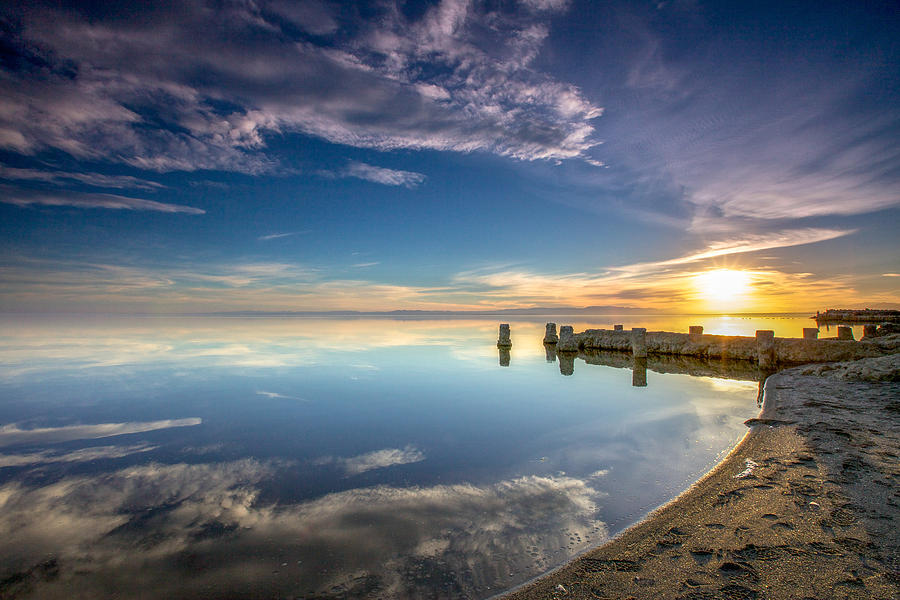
[[0, 0, 898, 312]]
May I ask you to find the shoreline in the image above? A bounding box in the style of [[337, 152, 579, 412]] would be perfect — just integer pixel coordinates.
[[501, 353, 899, 599]]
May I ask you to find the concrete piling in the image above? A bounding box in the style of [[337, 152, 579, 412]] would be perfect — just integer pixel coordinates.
[[543, 322, 559, 344], [756, 330, 775, 369], [613, 324, 624, 331], [558, 326, 578, 352], [837, 325, 854, 341], [631, 327, 647, 358], [497, 324, 512, 348], [689, 326, 703, 336], [802, 328, 819, 340], [863, 324, 877, 338]]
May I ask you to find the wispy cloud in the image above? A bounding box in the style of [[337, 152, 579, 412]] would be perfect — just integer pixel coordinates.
[[1, 187, 204, 214], [0, 165, 164, 190], [352, 262, 380, 268], [0, 0, 602, 172], [0, 443, 157, 468], [610, 228, 856, 275], [316, 445, 426, 476], [340, 161, 426, 188], [256, 391, 305, 401], [258, 231, 309, 241], [0, 418, 201, 447]]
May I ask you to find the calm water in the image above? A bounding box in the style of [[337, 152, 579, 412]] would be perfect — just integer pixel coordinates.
[[0, 315, 820, 599]]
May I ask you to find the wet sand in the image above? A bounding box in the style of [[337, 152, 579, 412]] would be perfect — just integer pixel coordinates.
[[503, 352, 900, 599]]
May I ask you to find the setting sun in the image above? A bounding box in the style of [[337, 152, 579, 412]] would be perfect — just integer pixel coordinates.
[[694, 269, 753, 309]]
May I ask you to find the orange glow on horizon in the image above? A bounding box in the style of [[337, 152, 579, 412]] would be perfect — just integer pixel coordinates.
[[692, 269, 754, 312]]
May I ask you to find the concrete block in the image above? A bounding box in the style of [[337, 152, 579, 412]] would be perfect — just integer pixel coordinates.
[[756, 330, 775, 369], [631, 327, 647, 358], [558, 325, 577, 351], [543, 322, 559, 344]]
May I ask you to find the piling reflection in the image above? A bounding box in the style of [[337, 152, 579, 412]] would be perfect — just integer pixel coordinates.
[[558, 352, 576, 376], [577, 349, 762, 383], [544, 343, 557, 363], [632, 357, 648, 387], [499, 347, 511, 367]]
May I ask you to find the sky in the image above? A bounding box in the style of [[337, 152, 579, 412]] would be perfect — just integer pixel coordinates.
[[0, 0, 898, 313]]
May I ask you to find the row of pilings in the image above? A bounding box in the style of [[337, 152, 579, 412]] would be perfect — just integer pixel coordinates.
[[497, 321, 886, 369]]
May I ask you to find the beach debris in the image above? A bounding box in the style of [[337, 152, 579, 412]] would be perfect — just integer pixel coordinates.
[[734, 458, 758, 479], [554, 583, 568, 595], [809, 501, 821, 510]]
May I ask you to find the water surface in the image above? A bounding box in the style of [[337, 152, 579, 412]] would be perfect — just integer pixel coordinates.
[[0, 316, 776, 599]]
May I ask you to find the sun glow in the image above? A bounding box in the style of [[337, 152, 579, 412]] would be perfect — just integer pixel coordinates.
[[693, 269, 753, 310]]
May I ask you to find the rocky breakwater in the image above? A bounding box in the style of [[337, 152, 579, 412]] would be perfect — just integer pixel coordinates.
[[572, 328, 900, 366], [815, 308, 900, 323]]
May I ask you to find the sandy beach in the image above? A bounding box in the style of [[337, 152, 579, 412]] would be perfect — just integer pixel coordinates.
[[503, 349, 900, 599]]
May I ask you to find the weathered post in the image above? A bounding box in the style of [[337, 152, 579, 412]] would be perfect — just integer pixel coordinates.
[[497, 324, 512, 348], [613, 324, 624, 331], [632, 357, 648, 387], [863, 324, 877, 338], [543, 322, 559, 344], [756, 330, 775, 369], [689, 326, 703, 335], [631, 327, 647, 358], [558, 351, 575, 376], [837, 325, 854, 341], [558, 325, 578, 352], [802, 328, 819, 340]]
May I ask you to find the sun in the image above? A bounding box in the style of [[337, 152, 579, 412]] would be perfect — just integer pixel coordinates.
[[693, 269, 753, 308]]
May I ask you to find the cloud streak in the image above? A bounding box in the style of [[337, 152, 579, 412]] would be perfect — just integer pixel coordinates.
[[0, 165, 164, 190], [0, 418, 202, 447], [257, 231, 309, 241], [340, 162, 426, 188], [1, 187, 204, 214]]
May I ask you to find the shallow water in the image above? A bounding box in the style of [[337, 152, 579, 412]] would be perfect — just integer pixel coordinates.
[[0, 316, 782, 599]]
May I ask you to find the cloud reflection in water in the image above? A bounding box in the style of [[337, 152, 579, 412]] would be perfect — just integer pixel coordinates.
[[0, 460, 606, 599]]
